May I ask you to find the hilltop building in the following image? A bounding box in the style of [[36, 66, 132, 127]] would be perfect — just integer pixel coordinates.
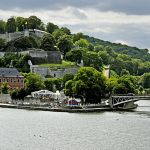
[[0, 68, 24, 90]]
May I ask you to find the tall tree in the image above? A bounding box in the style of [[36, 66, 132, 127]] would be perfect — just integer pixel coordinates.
[[113, 75, 136, 94], [25, 73, 44, 94], [14, 37, 33, 50], [16, 17, 26, 31], [65, 67, 106, 103], [73, 32, 84, 43], [46, 22, 59, 34], [6, 17, 16, 33], [75, 39, 89, 48], [27, 16, 42, 30], [0, 20, 6, 33], [142, 73, 150, 88], [83, 51, 103, 71], [0, 38, 6, 50], [66, 48, 83, 64], [52, 29, 66, 41], [1, 82, 9, 94], [61, 27, 71, 35], [98, 51, 112, 65], [57, 35, 73, 56], [40, 34, 57, 51]]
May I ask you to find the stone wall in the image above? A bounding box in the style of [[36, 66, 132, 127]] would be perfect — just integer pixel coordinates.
[[49, 67, 79, 78], [32, 66, 49, 78], [31, 65, 79, 78], [0, 32, 24, 42], [29, 49, 47, 58], [0, 94, 12, 103], [29, 50, 62, 64]]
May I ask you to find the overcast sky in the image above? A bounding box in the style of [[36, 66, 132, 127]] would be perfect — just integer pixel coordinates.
[[0, 0, 150, 49]]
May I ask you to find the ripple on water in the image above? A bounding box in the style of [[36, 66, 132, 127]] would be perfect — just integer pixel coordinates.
[[0, 100, 150, 150]]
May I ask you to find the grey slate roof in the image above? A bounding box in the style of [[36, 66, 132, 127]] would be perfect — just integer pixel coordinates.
[[0, 68, 22, 77]]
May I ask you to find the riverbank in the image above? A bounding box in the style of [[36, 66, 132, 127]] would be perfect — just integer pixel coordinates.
[[0, 103, 112, 113]]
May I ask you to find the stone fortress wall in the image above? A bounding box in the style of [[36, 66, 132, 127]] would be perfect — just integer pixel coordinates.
[[0, 32, 24, 42], [31, 66, 79, 78], [0, 29, 94, 79], [0, 29, 46, 42], [29, 49, 62, 64]]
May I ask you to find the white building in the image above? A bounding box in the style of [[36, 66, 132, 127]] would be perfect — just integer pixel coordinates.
[[31, 90, 57, 100]]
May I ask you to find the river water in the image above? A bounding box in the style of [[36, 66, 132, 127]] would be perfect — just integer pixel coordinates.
[[0, 100, 150, 150]]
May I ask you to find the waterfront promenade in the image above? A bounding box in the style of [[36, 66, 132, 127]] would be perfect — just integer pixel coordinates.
[[0, 103, 111, 112]]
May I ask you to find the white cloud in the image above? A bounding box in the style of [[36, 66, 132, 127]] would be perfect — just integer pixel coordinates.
[[0, 7, 150, 48]]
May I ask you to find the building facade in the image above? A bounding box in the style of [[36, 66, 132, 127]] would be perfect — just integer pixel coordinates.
[[0, 68, 24, 90]]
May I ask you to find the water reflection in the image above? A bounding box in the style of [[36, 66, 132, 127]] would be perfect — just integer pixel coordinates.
[[0, 100, 149, 150], [116, 100, 150, 118]]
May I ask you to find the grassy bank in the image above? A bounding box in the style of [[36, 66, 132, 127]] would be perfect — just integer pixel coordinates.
[[39, 60, 77, 69]]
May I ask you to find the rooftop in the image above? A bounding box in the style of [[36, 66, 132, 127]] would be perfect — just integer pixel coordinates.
[[0, 68, 22, 77]]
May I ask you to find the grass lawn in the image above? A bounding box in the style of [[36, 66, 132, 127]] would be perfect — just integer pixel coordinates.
[[39, 60, 77, 69]]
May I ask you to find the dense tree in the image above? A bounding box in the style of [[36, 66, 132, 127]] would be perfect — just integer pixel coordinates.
[[66, 48, 82, 64], [44, 79, 54, 91], [138, 62, 150, 75], [0, 54, 31, 72], [16, 54, 31, 73], [106, 77, 118, 94], [0, 38, 6, 50], [113, 75, 136, 94], [1, 82, 9, 94], [14, 37, 33, 50], [17, 88, 27, 100], [105, 46, 114, 56], [61, 27, 71, 35], [73, 32, 84, 43], [40, 34, 57, 51], [110, 70, 119, 77], [46, 22, 59, 34], [6, 17, 16, 33], [63, 73, 74, 87], [111, 56, 125, 75], [75, 39, 89, 48], [120, 69, 130, 76], [94, 45, 104, 52], [24, 73, 44, 94], [65, 67, 106, 103], [11, 88, 27, 100], [98, 51, 112, 65], [57, 35, 73, 56], [11, 90, 18, 100], [27, 16, 42, 30], [65, 80, 74, 96], [44, 78, 63, 91], [16, 17, 26, 31], [52, 29, 66, 41], [53, 78, 63, 91], [0, 20, 6, 33], [88, 43, 94, 51], [83, 51, 103, 71], [142, 73, 150, 88]]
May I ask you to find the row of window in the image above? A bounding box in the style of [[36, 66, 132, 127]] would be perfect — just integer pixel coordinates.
[[9, 87, 23, 90], [0, 78, 24, 83]]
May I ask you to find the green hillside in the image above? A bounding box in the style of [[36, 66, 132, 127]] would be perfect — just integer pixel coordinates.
[[85, 35, 150, 62]]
